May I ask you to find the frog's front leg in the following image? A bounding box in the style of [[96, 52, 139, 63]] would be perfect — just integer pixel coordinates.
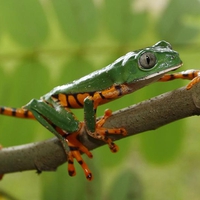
[[25, 99, 93, 180], [84, 85, 128, 153], [159, 69, 200, 89]]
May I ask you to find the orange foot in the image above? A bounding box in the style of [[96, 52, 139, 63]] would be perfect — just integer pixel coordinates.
[[187, 75, 200, 89], [89, 109, 127, 153], [65, 128, 93, 181]]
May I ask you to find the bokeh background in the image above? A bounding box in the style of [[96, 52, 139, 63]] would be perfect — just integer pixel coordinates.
[[0, 0, 200, 199]]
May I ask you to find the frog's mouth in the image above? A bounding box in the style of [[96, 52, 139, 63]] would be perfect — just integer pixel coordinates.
[[144, 62, 183, 80], [128, 63, 182, 92]]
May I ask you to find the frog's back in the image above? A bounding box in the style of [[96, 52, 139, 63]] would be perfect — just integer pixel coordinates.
[[43, 52, 136, 100]]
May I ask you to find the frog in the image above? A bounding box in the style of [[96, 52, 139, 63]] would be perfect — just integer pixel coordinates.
[[1, 41, 190, 180]]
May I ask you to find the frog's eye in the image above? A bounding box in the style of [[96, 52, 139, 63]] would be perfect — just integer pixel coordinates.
[[139, 52, 156, 69]]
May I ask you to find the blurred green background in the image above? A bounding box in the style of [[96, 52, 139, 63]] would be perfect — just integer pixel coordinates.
[[0, 0, 200, 199]]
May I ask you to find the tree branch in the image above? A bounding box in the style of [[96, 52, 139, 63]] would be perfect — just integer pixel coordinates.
[[1, 82, 200, 175]]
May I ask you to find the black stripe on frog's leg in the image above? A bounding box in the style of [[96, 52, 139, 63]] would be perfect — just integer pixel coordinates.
[[0, 106, 35, 119]]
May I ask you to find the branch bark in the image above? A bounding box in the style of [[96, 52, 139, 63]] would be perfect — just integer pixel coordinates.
[[1, 82, 200, 175]]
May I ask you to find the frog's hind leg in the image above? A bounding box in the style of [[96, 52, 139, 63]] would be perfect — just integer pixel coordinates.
[[0, 106, 35, 119], [159, 69, 200, 89], [25, 99, 93, 180]]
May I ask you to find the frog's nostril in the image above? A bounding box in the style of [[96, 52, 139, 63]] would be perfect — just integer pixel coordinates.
[[171, 55, 175, 59]]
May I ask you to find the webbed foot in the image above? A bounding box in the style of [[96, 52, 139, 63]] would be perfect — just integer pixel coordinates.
[[89, 109, 127, 153], [65, 129, 93, 181]]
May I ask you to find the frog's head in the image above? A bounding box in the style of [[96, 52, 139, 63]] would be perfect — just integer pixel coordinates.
[[125, 40, 182, 85]]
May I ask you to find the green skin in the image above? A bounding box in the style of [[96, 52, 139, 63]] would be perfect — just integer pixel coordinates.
[[24, 41, 182, 151]]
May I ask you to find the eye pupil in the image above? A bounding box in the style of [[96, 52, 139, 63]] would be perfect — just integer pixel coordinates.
[[146, 55, 150, 65], [139, 52, 156, 69]]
